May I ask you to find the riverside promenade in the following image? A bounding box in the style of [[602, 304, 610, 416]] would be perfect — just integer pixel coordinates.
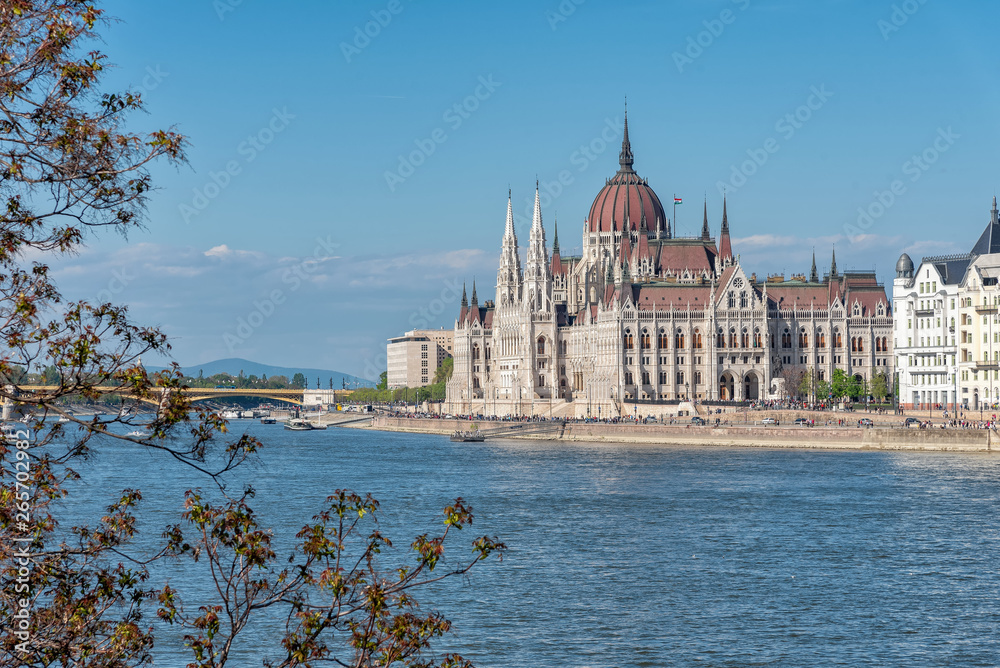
[[363, 415, 999, 453]]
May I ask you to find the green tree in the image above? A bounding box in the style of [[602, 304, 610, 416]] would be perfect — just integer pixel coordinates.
[[831, 368, 850, 399], [870, 373, 887, 403], [433, 357, 454, 384], [816, 379, 831, 402], [377, 370, 388, 390], [290, 372, 307, 389], [0, 5, 502, 666]]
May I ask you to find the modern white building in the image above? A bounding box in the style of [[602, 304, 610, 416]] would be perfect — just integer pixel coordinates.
[[386, 329, 454, 388], [894, 197, 1000, 411]]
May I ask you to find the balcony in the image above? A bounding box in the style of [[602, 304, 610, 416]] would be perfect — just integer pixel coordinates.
[[915, 308, 934, 317], [975, 361, 999, 371], [974, 305, 998, 314]]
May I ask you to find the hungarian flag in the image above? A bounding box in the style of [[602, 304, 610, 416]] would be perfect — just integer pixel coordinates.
[[674, 197, 682, 204]]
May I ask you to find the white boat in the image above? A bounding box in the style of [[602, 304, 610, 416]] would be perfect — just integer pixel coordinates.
[[221, 409, 241, 420], [283, 418, 313, 431]]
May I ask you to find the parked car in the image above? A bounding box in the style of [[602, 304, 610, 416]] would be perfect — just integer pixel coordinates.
[[691, 416, 706, 425], [761, 417, 777, 425], [794, 418, 811, 426], [860, 418, 874, 427], [903, 417, 920, 428]]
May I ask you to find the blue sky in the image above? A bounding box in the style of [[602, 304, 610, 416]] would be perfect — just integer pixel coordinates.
[[55, 0, 1000, 379]]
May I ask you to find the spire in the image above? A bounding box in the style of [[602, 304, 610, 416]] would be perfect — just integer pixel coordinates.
[[701, 198, 711, 240], [618, 99, 634, 173], [809, 248, 818, 283], [993, 195, 998, 226], [471, 279, 478, 306], [461, 282, 468, 307], [504, 188, 517, 243], [552, 216, 560, 255], [718, 194, 733, 263], [830, 246, 838, 279]]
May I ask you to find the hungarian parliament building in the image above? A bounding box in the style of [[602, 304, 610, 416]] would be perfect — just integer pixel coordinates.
[[444, 113, 894, 417]]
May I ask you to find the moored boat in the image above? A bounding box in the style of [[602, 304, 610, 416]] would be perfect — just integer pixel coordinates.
[[284, 418, 313, 431], [450, 430, 485, 442]]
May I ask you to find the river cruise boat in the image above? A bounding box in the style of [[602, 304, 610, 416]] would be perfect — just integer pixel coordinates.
[[284, 418, 313, 431]]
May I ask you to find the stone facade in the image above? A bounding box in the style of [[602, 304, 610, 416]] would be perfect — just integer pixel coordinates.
[[446, 113, 893, 417]]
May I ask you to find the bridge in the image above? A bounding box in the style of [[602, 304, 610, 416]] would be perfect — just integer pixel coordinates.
[[13, 386, 356, 407]]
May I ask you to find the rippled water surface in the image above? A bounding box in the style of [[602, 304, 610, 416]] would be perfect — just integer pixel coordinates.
[[63, 425, 1000, 666]]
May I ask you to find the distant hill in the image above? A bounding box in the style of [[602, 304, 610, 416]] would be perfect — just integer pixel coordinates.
[[146, 358, 373, 388]]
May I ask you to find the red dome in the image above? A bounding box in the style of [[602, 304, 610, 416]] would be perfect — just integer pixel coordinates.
[[588, 173, 666, 234], [587, 115, 666, 233]]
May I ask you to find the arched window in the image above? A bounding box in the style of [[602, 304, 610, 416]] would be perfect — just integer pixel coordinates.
[[834, 330, 842, 348], [537, 337, 546, 355], [693, 330, 703, 349], [741, 328, 749, 348], [641, 330, 651, 349], [472, 345, 480, 361], [624, 331, 634, 350], [473, 376, 480, 389], [729, 327, 738, 348], [857, 338, 864, 353], [753, 328, 762, 348], [781, 328, 792, 349], [717, 328, 726, 348], [818, 330, 826, 348], [728, 292, 735, 308], [675, 329, 686, 349], [658, 329, 668, 349], [740, 291, 748, 308]]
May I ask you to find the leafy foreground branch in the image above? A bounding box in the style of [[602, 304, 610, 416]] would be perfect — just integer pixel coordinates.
[[158, 490, 505, 668], [0, 1, 505, 666]]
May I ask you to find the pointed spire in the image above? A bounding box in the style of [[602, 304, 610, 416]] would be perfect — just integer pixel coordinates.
[[992, 195, 998, 226], [810, 248, 818, 283], [504, 188, 517, 243], [701, 198, 711, 240], [719, 194, 733, 263], [552, 216, 560, 255], [461, 282, 468, 307], [471, 279, 478, 306], [531, 182, 542, 231], [618, 98, 634, 173], [830, 246, 838, 279]]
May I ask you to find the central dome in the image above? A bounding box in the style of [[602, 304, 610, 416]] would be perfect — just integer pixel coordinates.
[[587, 114, 666, 234]]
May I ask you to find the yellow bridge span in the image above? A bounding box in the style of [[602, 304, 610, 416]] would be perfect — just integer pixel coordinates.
[[15, 386, 355, 407]]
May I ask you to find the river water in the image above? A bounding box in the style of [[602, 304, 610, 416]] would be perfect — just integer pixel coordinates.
[[59, 424, 1000, 666]]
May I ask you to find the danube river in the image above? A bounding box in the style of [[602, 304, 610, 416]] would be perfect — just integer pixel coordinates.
[[62, 424, 1000, 666]]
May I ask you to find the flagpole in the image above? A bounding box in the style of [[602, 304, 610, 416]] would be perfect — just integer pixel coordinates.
[[673, 194, 677, 237]]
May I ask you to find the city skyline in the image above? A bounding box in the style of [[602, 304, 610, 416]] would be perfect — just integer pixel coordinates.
[[48, 0, 1000, 379]]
